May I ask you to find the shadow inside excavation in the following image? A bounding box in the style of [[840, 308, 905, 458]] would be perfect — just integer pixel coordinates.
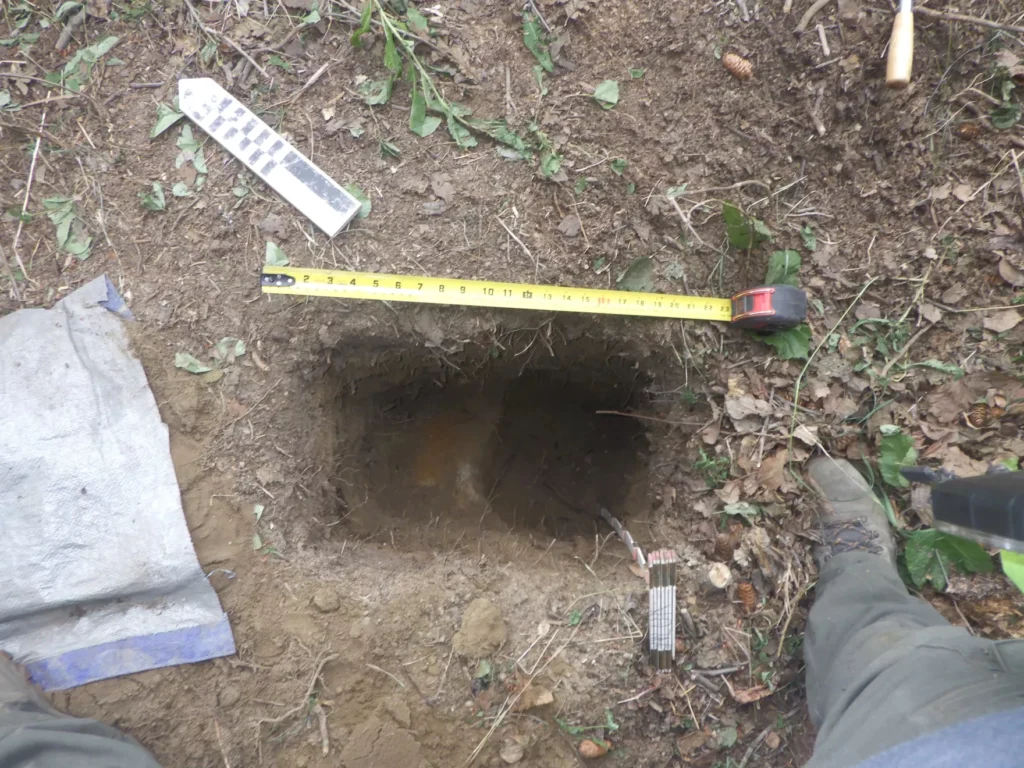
[[327, 339, 652, 550]]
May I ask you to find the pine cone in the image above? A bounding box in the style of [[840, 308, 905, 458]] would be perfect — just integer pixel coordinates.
[[965, 402, 992, 429], [722, 52, 753, 81], [737, 581, 757, 613], [714, 533, 736, 562], [831, 432, 859, 453]]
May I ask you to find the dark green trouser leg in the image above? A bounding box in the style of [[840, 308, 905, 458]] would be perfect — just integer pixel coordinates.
[[0, 704, 161, 768], [805, 551, 1024, 768]]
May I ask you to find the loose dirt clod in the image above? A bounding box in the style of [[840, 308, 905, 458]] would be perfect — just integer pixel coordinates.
[[311, 588, 341, 613], [453, 598, 507, 657]]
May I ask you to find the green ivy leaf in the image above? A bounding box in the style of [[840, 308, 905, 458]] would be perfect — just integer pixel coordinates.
[[139, 182, 166, 212], [765, 250, 801, 286], [800, 224, 817, 251], [406, 6, 430, 36], [359, 77, 394, 105], [350, 0, 373, 47], [722, 202, 771, 250], [878, 431, 917, 487], [522, 13, 553, 73], [539, 150, 562, 178], [616, 256, 654, 291], [1000, 550, 1024, 594], [991, 102, 1021, 130], [409, 81, 441, 137], [593, 79, 619, 109], [610, 158, 627, 175], [761, 324, 811, 360], [174, 352, 212, 374], [574, 177, 589, 194], [905, 530, 992, 592], [343, 184, 372, 218], [265, 241, 288, 266]]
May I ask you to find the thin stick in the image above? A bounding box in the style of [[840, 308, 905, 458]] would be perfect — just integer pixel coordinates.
[[916, 6, 1024, 35], [689, 665, 744, 676], [0, 243, 21, 301], [775, 582, 814, 660], [366, 663, 406, 688], [816, 23, 831, 56], [257, 653, 339, 726], [426, 646, 455, 705], [226, 378, 283, 429], [788, 278, 877, 449], [183, 0, 271, 78], [213, 718, 232, 768], [678, 180, 771, 197], [737, 724, 773, 768], [878, 323, 934, 378], [11, 99, 48, 285], [796, 0, 833, 33], [668, 197, 729, 258], [313, 703, 330, 755], [595, 409, 705, 426], [494, 216, 539, 279]]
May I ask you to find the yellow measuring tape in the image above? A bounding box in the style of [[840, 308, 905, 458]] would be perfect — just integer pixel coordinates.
[[261, 266, 734, 322]]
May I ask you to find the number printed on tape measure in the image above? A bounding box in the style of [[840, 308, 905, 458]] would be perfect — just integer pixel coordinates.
[[262, 267, 733, 322]]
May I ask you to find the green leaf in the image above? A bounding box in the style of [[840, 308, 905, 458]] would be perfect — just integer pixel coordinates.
[[568, 609, 582, 626], [383, 27, 402, 74], [268, 54, 292, 72], [463, 117, 528, 153], [406, 6, 430, 36], [610, 158, 627, 175], [1000, 550, 1024, 594], [359, 77, 394, 105], [800, 224, 817, 251], [906, 359, 964, 378], [84, 35, 118, 59], [522, 13, 553, 72], [991, 102, 1021, 130], [0, 90, 10, 109], [174, 352, 212, 374], [213, 337, 246, 365], [474, 659, 493, 679], [630, 68, 646, 79], [446, 114, 477, 149], [666, 184, 687, 199], [350, 0, 373, 47], [604, 710, 619, 732], [172, 182, 191, 197], [532, 64, 548, 96], [616, 256, 654, 291], [301, 5, 321, 23], [878, 431, 917, 488], [722, 202, 771, 250], [593, 79, 619, 109], [176, 124, 200, 153], [723, 501, 761, 520], [409, 82, 441, 137], [765, 250, 801, 287], [192, 148, 208, 175], [762, 324, 811, 360], [905, 530, 992, 592], [65, 234, 91, 259], [574, 177, 589, 194], [253, 504, 265, 522], [999, 456, 1020, 472], [252, 532, 263, 551], [265, 241, 289, 266], [139, 182, 166, 212], [343, 184, 372, 217], [380, 140, 401, 157], [717, 726, 738, 749], [539, 150, 562, 178], [626, 182, 636, 195]]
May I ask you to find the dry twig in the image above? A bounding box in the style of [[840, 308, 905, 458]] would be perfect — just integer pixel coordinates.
[[183, 0, 270, 78], [916, 6, 1024, 35], [796, 0, 833, 33]]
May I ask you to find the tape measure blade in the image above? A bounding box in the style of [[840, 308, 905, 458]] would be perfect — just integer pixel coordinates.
[[178, 78, 361, 236], [261, 267, 733, 322]]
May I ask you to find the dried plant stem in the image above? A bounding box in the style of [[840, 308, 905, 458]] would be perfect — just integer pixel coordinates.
[[916, 6, 1024, 35], [796, 0, 833, 33], [10, 101, 49, 286]]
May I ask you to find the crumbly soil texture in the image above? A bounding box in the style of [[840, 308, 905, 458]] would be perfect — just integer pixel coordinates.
[[3, 0, 1024, 766]]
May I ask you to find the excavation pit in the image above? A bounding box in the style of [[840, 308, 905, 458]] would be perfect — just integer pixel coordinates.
[[325, 334, 658, 552]]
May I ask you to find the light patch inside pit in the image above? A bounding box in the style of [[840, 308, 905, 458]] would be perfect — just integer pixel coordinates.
[[326, 343, 652, 550]]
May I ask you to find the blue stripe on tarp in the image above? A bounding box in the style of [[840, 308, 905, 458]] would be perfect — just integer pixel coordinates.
[[24, 615, 235, 691]]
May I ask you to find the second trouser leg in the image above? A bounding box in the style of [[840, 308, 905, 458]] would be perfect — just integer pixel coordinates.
[[805, 552, 1024, 768]]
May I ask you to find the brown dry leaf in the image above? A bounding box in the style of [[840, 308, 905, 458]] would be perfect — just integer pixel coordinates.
[[514, 686, 554, 711], [924, 379, 974, 424], [676, 730, 709, 756], [998, 259, 1024, 287], [940, 446, 988, 477], [715, 479, 741, 505], [627, 562, 649, 581], [557, 215, 581, 237], [765, 731, 782, 750], [983, 310, 1022, 333], [929, 183, 951, 201], [793, 424, 819, 447], [725, 375, 771, 421], [952, 183, 974, 203], [732, 685, 772, 704], [941, 284, 967, 305], [702, 418, 722, 445], [757, 449, 788, 492], [919, 303, 943, 323]]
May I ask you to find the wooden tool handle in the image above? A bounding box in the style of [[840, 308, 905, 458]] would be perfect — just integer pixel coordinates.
[[886, 11, 914, 89]]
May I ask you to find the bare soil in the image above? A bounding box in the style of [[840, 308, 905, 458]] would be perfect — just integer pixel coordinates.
[[2, 0, 1024, 766]]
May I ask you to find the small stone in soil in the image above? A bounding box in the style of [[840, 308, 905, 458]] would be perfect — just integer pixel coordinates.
[[311, 588, 341, 613]]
